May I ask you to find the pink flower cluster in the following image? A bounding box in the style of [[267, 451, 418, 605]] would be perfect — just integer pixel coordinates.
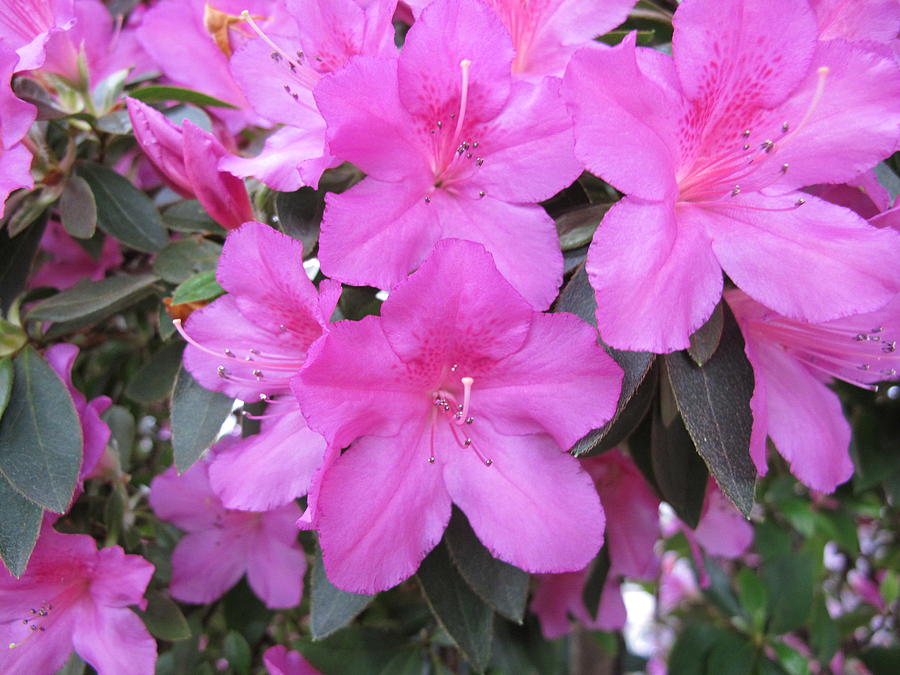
[[1, 0, 899, 671]]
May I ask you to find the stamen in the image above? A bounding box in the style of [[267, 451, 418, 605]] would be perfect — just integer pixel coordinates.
[[456, 377, 474, 425], [450, 59, 472, 152]]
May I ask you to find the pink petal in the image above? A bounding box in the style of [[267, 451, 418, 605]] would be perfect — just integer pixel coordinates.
[[71, 605, 156, 675], [563, 36, 681, 201], [316, 420, 453, 593], [586, 197, 723, 352], [531, 571, 583, 639], [587, 577, 627, 631], [813, 0, 900, 42], [0, 42, 36, 148], [432, 192, 564, 310], [264, 645, 321, 675], [126, 98, 193, 198], [443, 428, 604, 574], [397, 0, 514, 126], [380, 238, 534, 367], [318, 177, 441, 292], [693, 482, 753, 557], [0, 0, 74, 72], [293, 316, 426, 448], [208, 410, 325, 511], [703, 192, 900, 324], [246, 506, 307, 608], [181, 121, 254, 231], [471, 77, 582, 203], [0, 144, 34, 217], [169, 527, 249, 604], [219, 125, 328, 192], [0, 600, 77, 674], [314, 56, 428, 181], [148, 465, 223, 531], [475, 312, 622, 450], [89, 546, 154, 609]]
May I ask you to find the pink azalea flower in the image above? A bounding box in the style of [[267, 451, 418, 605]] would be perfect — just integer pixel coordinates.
[[126, 97, 254, 230], [313, 0, 582, 309], [726, 288, 900, 493], [0, 525, 156, 675], [562, 0, 900, 352], [264, 645, 321, 675], [0, 0, 75, 72], [531, 449, 660, 638], [806, 169, 893, 221], [812, 0, 900, 43], [0, 40, 35, 216], [175, 222, 337, 511], [293, 238, 623, 593], [149, 455, 306, 608], [29, 221, 123, 291], [657, 552, 699, 613], [221, 0, 397, 191], [44, 343, 111, 480]]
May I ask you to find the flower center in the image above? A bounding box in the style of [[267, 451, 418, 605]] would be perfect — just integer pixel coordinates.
[[7, 582, 87, 651], [678, 66, 830, 208], [752, 313, 898, 389], [425, 59, 488, 203], [427, 370, 493, 467]]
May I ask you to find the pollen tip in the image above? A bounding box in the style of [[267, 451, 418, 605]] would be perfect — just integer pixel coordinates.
[[460, 58, 472, 68]]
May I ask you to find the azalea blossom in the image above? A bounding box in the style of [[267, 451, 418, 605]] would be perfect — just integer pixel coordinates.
[[264, 645, 321, 675], [0, 0, 75, 72], [811, 0, 900, 43], [0, 525, 156, 675], [175, 222, 335, 511], [221, 0, 397, 191], [314, 0, 582, 308], [293, 238, 623, 593], [726, 288, 900, 493], [127, 97, 254, 231], [30, 221, 123, 291], [0, 40, 35, 216], [562, 0, 900, 352], [149, 455, 306, 608], [531, 449, 660, 638]]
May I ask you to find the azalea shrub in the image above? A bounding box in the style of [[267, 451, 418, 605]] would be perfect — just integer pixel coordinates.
[[0, 0, 899, 673]]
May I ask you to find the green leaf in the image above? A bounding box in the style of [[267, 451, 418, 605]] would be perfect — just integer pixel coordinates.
[[555, 204, 608, 251], [28, 274, 159, 325], [129, 85, 239, 109], [102, 405, 135, 471], [861, 646, 900, 675], [125, 342, 185, 404], [809, 597, 839, 665], [664, 304, 757, 515], [171, 270, 224, 305], [297, 627, 407, 675], [581, 546, 611, 621], [651, 380, 708, 528], [0, 346, 82, 513], [666, 623, 722, 675], [276, 187, 324, 255], [377, 647, 426, 675], [224, 630, 251, 675], [162, 200, 226, 235], [59, 175, 97, 239], [153, 239, 222, 284], [170, 365, 233, 471], [707, 631, 756, 675], [418, 542, 494, 672], [0, 318, 27, 357], [77, 162, 167, 252], [135, 591, 191, 641], [762, 552, 815, 635], [444, 508, 529, 623], [736, 567, 768, 630], [223, 578, 273, 644], [0, 357, 12, 421], [687, 302, 724, 366], [0, 474, 43, 576], [880, 570, 899, 607], [0, 213, 47, 314], [310, 547, 374, 640], [772, 641, 812, 675]]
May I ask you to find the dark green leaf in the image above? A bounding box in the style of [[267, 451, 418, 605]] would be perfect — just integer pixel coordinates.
[[664, 304, 756, 515], [310, 547, 373, 640], [129, 85, 238, 109], [702, 554, 744, 618], [56, 653, 85, 675], [667, 623, 722, 675], [687, 302, 724, 366], [555, 204, 608, 251], [809, 597, 839, 665], [276, 187, 324, 255], [223, 578, 273, 644], [706, 631, 755, 675], [297, 627, 407, 675], [762, 551, 815, 635], [77, 162, 167, 252], [418, 542, 494, 672], [0, 213, 47, 314], [377, 647, 425, 675], [0, 318, 26, 357], [102, 405, 135, 471], [162, 200, 226, 235], [0, 357, 12, 421], [582, 546, 611, 621], [651, 379, 708, 528], [444, 508, 529, 623], [224, 630, 251, 675], [135, 591, 191, 641], [170, 365, 233, 471], [861, 646, 900, 675], [736, 567, 768, 629], [553, 262, 595, 325], [59, 175, 97, 239], [171, 270, 224, 305], [0, 346, 82, 513], [125, 342, 185, 403], [0, 474, 42, 576], [153, 239, 222, 284], [28, 274, 159, 325]]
